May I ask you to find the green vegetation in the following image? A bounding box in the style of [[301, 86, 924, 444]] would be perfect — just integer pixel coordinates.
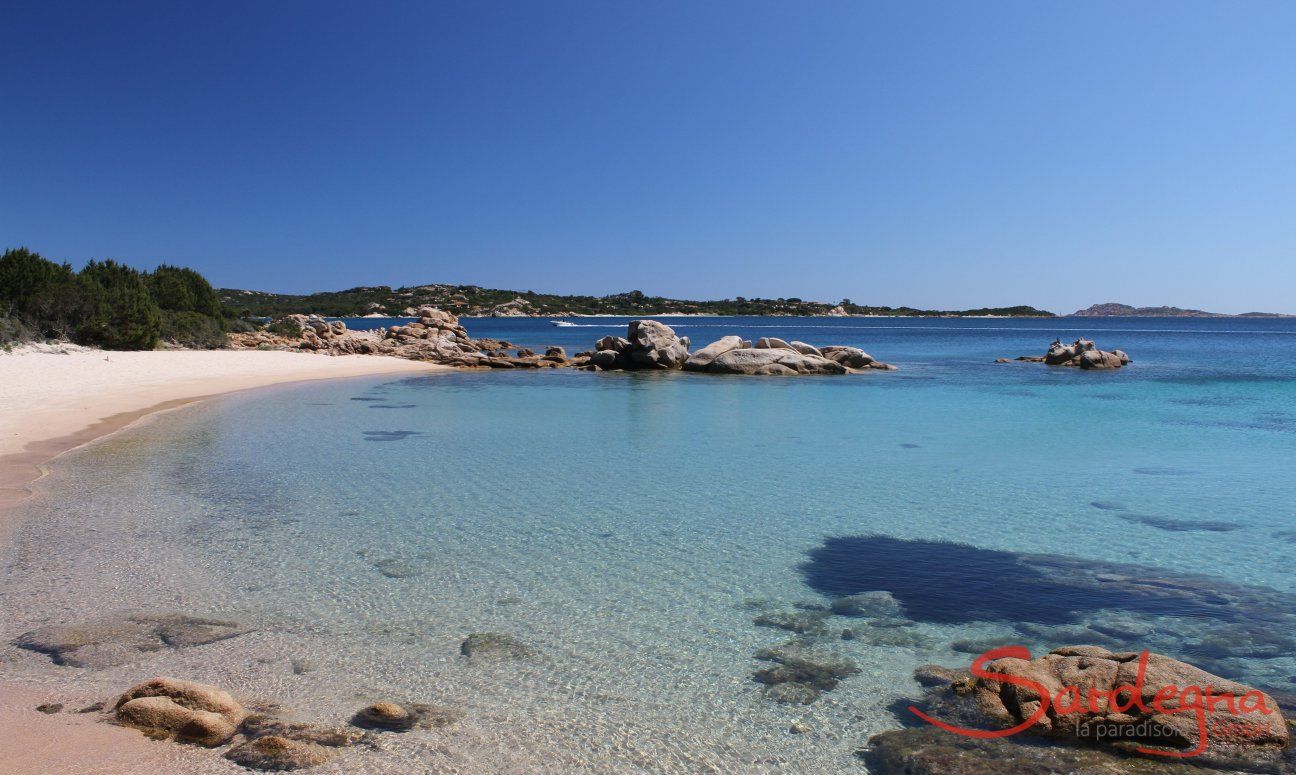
[[219, 284, 1055, 318], [0, 247, 229, 349]]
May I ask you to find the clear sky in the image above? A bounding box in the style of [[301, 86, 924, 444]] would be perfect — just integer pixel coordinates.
[[3, 1, 1294, 314]]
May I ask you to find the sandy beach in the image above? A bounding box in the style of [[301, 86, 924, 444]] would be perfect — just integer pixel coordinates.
[[0, 346, 446, 520], [0, 346, 447, 774]]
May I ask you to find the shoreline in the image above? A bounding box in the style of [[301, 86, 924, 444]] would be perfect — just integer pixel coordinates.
[[0, 347, 450, 773], [0, 347, 449, 524]]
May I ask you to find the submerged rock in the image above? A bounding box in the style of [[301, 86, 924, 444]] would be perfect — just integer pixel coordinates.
[[14, 613, 246, 668], [862, 726, 1208, 775], [225, 736, 335, 771], [350, 702, 464, 731], [830, 591, 903, 618], [752, 639, 861, 703], [753, 609, 830, 635], [763, 682, 821, 705], [241, 714, 368, 747], [460, 632, 533, 661]]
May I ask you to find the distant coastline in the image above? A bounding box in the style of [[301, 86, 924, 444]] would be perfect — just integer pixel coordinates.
[[218, 284, 1055, 319], [1070, 302, 1293, 318]]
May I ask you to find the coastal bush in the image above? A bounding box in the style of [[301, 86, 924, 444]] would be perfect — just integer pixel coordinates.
[[158, 310, 227, 348], [77, 260, 161, 350], [148, 264, 224, 319], [226, 317, 261, 334], [148, 265, 228, 346], [0, 248, 99, 339], [266, 317, 304, 337], [1, 247, 231, 350], [1, 315, 35, 346]]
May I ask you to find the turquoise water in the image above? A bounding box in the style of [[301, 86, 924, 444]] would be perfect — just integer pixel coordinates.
[[3, 317, 1296, 772]]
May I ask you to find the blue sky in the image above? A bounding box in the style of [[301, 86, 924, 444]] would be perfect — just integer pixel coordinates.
[[2, 1, 1294, 313]]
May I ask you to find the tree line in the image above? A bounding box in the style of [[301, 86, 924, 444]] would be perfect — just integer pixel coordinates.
[[0, 247, 237, 349]]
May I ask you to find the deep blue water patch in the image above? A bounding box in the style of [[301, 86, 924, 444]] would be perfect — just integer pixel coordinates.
[[1090, 501, 1126, 511], [361, 430, 423, 441], [1133, 467, 1197, 476], [799, 535, 1296, 626], [368, 404, 418, 409], [1116, 514, 1244, 533]]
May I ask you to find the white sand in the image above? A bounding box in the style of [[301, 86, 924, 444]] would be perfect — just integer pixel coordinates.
[[0, 345, 444, 459]]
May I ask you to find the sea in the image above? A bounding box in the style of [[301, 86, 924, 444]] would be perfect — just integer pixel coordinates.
[[3, 316, 1295, 773]]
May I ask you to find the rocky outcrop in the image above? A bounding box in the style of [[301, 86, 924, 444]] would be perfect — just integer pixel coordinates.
[[1008, 338, 1131, 369], [680, 335, 746, 369], [230, 307, 583, 369], [586, 320, 896, 375], [900, 647, 1288, 771], [229, 314, 384, 355], [588, 320, 691, 370], [705, 347, 849, 375]]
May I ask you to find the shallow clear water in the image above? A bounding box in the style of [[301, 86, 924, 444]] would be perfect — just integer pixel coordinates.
[[3, 317, 1296, 772]]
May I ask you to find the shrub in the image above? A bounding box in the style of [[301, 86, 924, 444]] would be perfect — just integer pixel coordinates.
[[1, 315, 35, 346], [0, 248, 98, 339], [159, 310, 228, 348], [267, 317, 304, 337], [226, 317, 262, 334], [148, 264, 224, 318], [77, 260, 161, 350]]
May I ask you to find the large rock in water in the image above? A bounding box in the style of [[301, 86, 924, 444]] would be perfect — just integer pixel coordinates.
[[592, 323, 896, 374], [626, 320, 691, 369], [706, 348, 848, 375], [1033, 338, 1130, 369], [902, 646, 1288, 771], [684, 335, 745, 370]]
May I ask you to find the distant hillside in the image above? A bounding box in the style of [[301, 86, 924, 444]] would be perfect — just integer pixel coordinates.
[[218, 284, 1055, 319], [1071, 303, 1291, 318]]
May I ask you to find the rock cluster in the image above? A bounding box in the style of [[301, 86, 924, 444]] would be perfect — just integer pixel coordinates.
[[588, 320, 691, 370], [1008, 338, 1131, 369], [882, 646, 1290, 772], [230, 307, 586, 370], [585, 321, 896, 375], [747, 592, 909, 705], [753, 639, 862, 705], [98, 674, 467, 770], [229, 314, 383, 355]]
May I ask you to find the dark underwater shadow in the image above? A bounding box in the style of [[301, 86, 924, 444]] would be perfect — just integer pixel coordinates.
[[799, 535, 1295, 627]]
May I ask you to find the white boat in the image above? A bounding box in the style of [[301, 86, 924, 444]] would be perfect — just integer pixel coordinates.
[[551, 320, 576, 327]]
